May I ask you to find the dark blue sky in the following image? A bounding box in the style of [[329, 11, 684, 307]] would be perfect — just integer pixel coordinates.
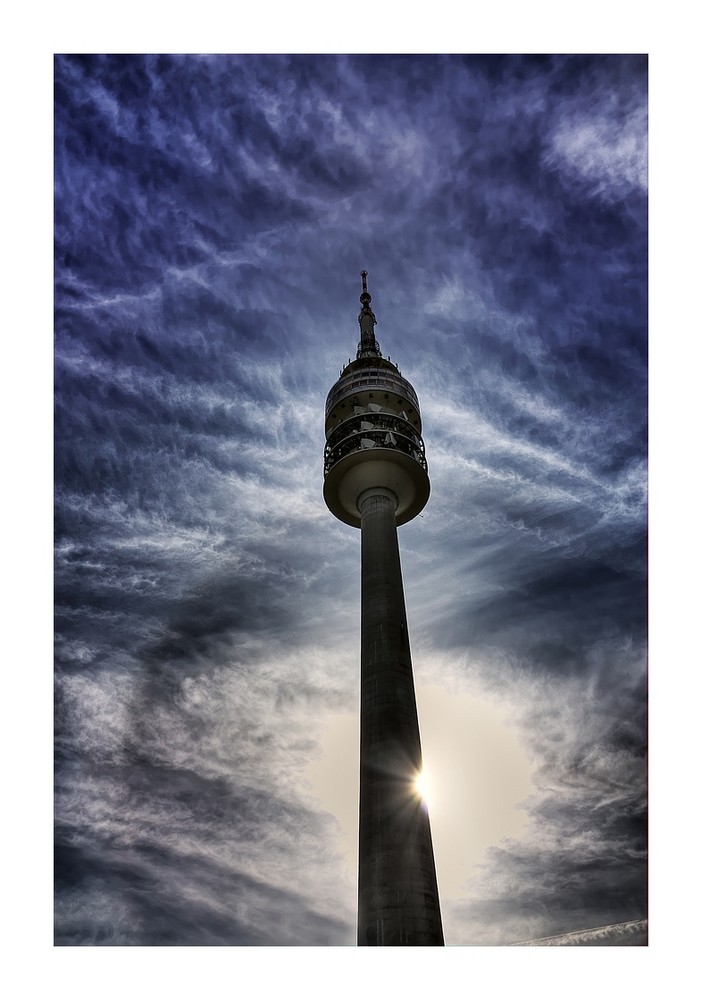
[[54, 53, 647, 947]]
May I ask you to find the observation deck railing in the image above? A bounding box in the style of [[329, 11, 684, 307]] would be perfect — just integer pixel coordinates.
[[325, 412, 422, 453], [324, 419, 427, 479]]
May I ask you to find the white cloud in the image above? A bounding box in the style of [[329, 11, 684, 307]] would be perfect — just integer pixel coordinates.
[[546, 104, 647, 200], [515, 917, 647, 946]]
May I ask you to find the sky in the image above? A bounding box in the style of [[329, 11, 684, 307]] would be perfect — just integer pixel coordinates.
[[54, 53, 647, 947]]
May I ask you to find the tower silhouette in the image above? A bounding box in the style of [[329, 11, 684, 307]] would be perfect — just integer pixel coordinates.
[[323, 272, 444, 946]]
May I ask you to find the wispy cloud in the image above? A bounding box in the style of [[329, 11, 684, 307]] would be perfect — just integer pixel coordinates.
[[512, 918, 647, 946]]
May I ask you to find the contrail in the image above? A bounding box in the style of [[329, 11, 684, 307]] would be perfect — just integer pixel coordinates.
[[510, 918, 647, 946]]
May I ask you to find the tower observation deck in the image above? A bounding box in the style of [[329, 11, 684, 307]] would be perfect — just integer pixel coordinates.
[[323, 272, 444, 946]]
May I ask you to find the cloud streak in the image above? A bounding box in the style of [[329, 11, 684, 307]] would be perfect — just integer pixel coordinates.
[[513, 918, 648, 946]]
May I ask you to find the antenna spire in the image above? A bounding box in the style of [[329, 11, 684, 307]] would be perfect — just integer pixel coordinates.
[[357, 270, 380, 358]]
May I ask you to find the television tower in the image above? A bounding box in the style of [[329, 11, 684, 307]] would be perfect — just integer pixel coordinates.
[[323, 272, 444, 946]]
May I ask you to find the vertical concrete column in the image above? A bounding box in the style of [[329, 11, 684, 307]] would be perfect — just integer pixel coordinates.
[[357, 488, 444, 946]]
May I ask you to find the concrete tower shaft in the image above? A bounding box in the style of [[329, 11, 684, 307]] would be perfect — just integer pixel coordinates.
[[323, 274, 443, 947], [357, 488, 444, 945]]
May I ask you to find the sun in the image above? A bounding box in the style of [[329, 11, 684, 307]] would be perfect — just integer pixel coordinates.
[[414, 769, 433, 808]]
